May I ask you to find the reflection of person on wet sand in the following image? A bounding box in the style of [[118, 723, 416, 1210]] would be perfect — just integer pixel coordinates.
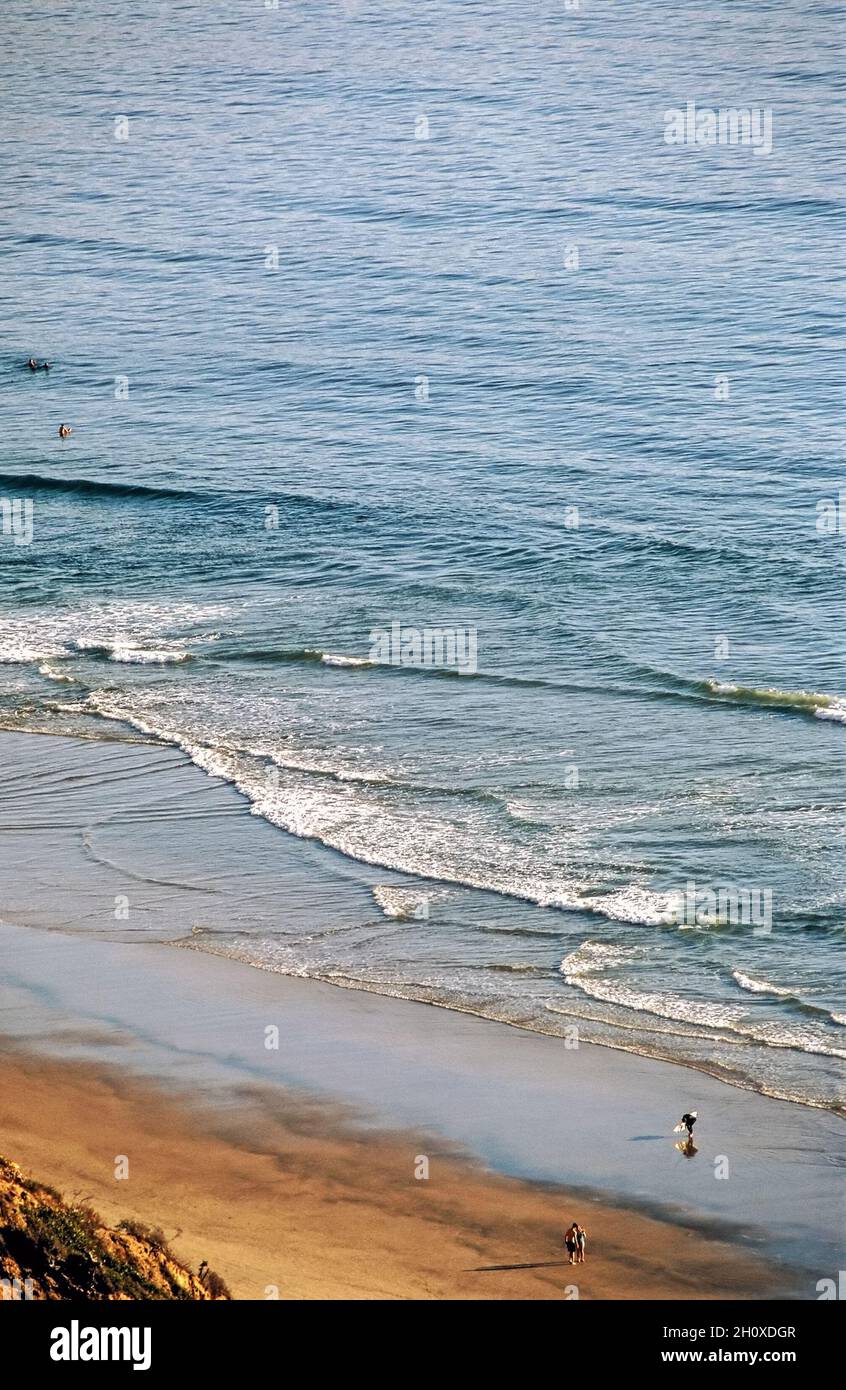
[[675, 1137, 699, 1158]]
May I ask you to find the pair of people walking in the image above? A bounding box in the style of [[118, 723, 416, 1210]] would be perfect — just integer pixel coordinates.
[[564, 1222, 586, 1265]]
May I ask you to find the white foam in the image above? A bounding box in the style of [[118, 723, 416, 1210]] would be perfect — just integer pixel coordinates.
[[75, 638, 191, 664], [0, 633, 69, 663], [372, 885, 445, 920], [583, 884, 683, 926], [563, 946, 846, 1058], [0, 602, 227, 668], [321, 653, 373, 668], [732, 970, 793, 997], [38, 663, 77, 684], [564, 969, 747, 1030], [561, 940, 635, 975], [815, 702, 846, 725]]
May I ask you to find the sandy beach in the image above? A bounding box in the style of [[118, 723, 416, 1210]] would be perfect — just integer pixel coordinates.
[[0, 1046, 788, 1301]]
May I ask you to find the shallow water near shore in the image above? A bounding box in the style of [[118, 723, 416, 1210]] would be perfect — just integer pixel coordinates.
[[1, 730, 844, 1117]]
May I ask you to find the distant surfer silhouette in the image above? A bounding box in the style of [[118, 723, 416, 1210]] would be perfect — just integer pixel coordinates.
[[58, 423, 73, 438], [27, 358, 38, 371]]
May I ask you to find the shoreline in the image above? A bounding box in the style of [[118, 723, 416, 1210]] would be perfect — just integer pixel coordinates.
[[177, 938, 846, 1119], [0, 727, 839, 1116], [0, 1045, 791, 1301], [0, 728, 842, 1296]]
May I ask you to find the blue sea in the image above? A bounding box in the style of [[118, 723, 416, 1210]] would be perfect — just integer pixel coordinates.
[[1, 0, 844, 1110]]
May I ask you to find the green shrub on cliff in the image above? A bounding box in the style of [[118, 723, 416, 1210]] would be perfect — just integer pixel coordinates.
[[0, 1156, 230, 1301]]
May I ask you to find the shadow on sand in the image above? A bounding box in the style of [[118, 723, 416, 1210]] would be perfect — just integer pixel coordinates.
[[465, 1260, 570, 1273]]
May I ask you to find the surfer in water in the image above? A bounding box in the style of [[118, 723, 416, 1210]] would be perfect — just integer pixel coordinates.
[[27, 358, 39, 371], [678, 1110, 697, 1138], [58, 423, 73, 438]]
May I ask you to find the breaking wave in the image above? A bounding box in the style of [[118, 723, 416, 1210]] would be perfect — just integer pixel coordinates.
[[703, 680, 846, 725]]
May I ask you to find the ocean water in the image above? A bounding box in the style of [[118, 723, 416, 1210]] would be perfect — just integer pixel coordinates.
[[1, 0, 844, 1110]]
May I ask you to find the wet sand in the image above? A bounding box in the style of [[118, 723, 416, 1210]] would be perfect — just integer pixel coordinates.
[[0, 1047, 787, 1301]]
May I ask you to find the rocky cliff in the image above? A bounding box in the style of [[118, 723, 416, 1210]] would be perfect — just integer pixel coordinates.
[[0, 1155, 230, 1300]]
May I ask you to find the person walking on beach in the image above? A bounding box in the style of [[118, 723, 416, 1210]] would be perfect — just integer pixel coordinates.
[[564, 1222, 579, 1265], [680, 1109, 697, 1138], [575, 1223, 587, 1264]]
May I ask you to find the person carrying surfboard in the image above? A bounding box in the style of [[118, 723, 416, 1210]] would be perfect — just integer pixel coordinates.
[[674, 1110, 697, 1137]]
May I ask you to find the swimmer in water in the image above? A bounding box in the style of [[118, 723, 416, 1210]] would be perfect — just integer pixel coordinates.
[[58, 423, 73, 438], [27, 358, 39, 371], [41, 361, 51, 372]]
